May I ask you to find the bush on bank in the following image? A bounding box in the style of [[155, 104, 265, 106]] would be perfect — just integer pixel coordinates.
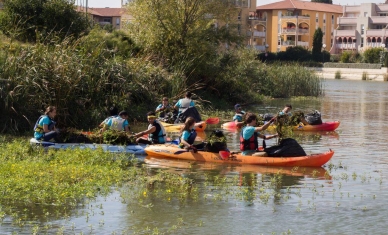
[[0, 27, 322, 133]]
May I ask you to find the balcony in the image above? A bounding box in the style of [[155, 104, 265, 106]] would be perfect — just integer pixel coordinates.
[[344, 6, 360, 13], [253, 45, 266, 51], [281, 15, 310, 20], [282, 41, 309, 47], [338, 17, 357, 25], [281, 28, 309, 35], [366, 42, 386, 48], [366, 29, 386, 37], [247, 16, 266, 26], [336, 43, 356, 49], [335, 30, 356, 37], [370, 16, 388, 24], [246, 31, 266, 37]]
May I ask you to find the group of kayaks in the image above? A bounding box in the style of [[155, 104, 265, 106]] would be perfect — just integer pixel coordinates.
[[30, 117, 339, 167]]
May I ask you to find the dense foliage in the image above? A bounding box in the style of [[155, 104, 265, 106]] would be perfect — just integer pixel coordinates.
[[312, 27, 323, 59], [0, 0, 90, 42], [0, 0, 324, 133]]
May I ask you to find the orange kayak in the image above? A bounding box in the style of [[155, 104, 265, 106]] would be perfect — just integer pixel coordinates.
[[222, 121, 340, 132], [160, 121, 207, 132], [145, 156, 331, 178], [144, 144, 334, 167]]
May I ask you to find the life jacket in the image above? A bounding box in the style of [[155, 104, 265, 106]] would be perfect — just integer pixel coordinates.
[[110, 117, 126, 131], [34, 115, 55, 134], [178, 98, 193, 113], [240, 127, 258, 151], [234, 111, 246, 121], [178, 129, 197, 148], [148, 120, 167, 144]]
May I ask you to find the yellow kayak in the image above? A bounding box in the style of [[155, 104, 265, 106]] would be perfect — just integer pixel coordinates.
[[160, 121, 207, 132]]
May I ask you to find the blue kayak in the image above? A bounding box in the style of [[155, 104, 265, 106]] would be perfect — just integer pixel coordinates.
[[29, 138, 146, 155]]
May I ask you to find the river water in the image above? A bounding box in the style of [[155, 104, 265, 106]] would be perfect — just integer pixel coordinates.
[[2, 79, 388, 234]]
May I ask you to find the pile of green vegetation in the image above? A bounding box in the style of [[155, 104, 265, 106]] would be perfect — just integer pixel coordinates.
[[58, 128, 136, 145]]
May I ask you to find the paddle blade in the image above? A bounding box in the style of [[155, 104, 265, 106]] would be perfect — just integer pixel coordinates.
[[219, 151, 231, 160], [206, 117, 220, 125]]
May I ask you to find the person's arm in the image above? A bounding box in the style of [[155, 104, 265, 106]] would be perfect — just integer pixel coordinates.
[[135, 126, 156, 137], [258, 133, 278, 139], [155, 104, 164, 113], [255, 119, 274, 132]]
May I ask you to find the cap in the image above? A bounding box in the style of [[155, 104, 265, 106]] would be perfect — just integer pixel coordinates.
[[234, 104, 241, 110], [119, 110, 128, 116]]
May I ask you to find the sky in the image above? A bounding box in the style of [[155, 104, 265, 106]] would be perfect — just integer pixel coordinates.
[[84, 0, 384, 8]]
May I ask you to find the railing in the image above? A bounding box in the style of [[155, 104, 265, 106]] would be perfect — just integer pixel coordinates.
[[344, 6, 360, 13], [282, 41, 309, 47], [253, 31, 265, 37], [281, 28, 309, 34], [254, 45, 266, 51], [336, 43, 356, 49], [248, 16, 266, 21], [366, 29, 386, 37], [366, 43, 386, 48], [370, 16, 388, 24], [338, 17, 357, 25], [335, 29, 356, 37], [281, 16, 310, 20]]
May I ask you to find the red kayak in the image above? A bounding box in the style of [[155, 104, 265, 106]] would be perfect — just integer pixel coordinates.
[[222, 121, 340, 132]]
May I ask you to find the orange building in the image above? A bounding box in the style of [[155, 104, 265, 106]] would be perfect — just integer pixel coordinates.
[[253, 0, 342, 53]]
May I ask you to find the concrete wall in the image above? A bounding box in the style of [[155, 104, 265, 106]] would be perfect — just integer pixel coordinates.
[[308, 67, 388, 81]]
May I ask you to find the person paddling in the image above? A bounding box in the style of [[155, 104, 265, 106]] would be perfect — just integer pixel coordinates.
[[178, 117, 204, 152], [102, 110, 131, 133], [134, 111, 167, 145], [233, 104, 246, 127], [240, 113, 277, 156], [34, 106, 59, 142]]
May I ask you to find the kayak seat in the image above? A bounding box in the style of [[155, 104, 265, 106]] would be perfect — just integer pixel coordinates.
[[252, 152, 268, 157]]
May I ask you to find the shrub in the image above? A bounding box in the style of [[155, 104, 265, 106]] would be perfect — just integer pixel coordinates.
[[383, 73, 388, 81], [330, 54, 340, 62], [362, 71, 368, 80], [335, 70, 341, 79], [363, 47, 384, 64], [340, 51, 352, 63]]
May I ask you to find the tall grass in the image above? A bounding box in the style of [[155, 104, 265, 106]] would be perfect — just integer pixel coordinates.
[[260, 62, 323, 98]]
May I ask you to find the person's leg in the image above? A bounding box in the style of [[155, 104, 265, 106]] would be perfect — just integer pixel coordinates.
[[42, 131, 58, 141], [137, 138, 152, 145]]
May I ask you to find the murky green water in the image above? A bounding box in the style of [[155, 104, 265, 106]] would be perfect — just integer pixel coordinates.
[[2, 79, 388, 234]]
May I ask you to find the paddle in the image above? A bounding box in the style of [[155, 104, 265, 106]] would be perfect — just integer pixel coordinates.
[[219, 150, 231, 159], [205, 117, 220, 125]]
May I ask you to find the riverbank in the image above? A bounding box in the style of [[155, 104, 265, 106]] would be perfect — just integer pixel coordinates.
[[308, 67, 388, 81]]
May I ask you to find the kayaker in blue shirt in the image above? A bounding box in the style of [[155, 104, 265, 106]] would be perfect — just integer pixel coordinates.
[[240, 113, 277, 156], [156, 97, 172, 118], [178, 117, 204, 152], [233, 104, 246, 127], [99, 106, 118, 128], [102, 110, 130, 133], [174, 91, 195, 116], [34, 106, 59, 141]]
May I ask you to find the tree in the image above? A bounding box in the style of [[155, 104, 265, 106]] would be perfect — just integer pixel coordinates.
[[125, 0, 243, 66], [312, 27, 323, 60], [0, 0, 90, 42], [311, 0, 333, 4]]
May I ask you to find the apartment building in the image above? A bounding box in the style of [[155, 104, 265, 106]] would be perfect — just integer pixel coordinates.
[[254, 0, 342, 53], [333, 2, 388, 54]]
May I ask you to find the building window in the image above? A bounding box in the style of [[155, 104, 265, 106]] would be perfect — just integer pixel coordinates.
[[361, 38, 364, 47], [361, 24, 364, 35], [316, 13, 319, 23], [323, 26, 326, 35], [116, 18, 120, 26], [364, 12, 368, 17], [103, 18, 112, 23], [323, 14, 326, 24], [332, 15, 334, 24], [376, 25, 384, 29]]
